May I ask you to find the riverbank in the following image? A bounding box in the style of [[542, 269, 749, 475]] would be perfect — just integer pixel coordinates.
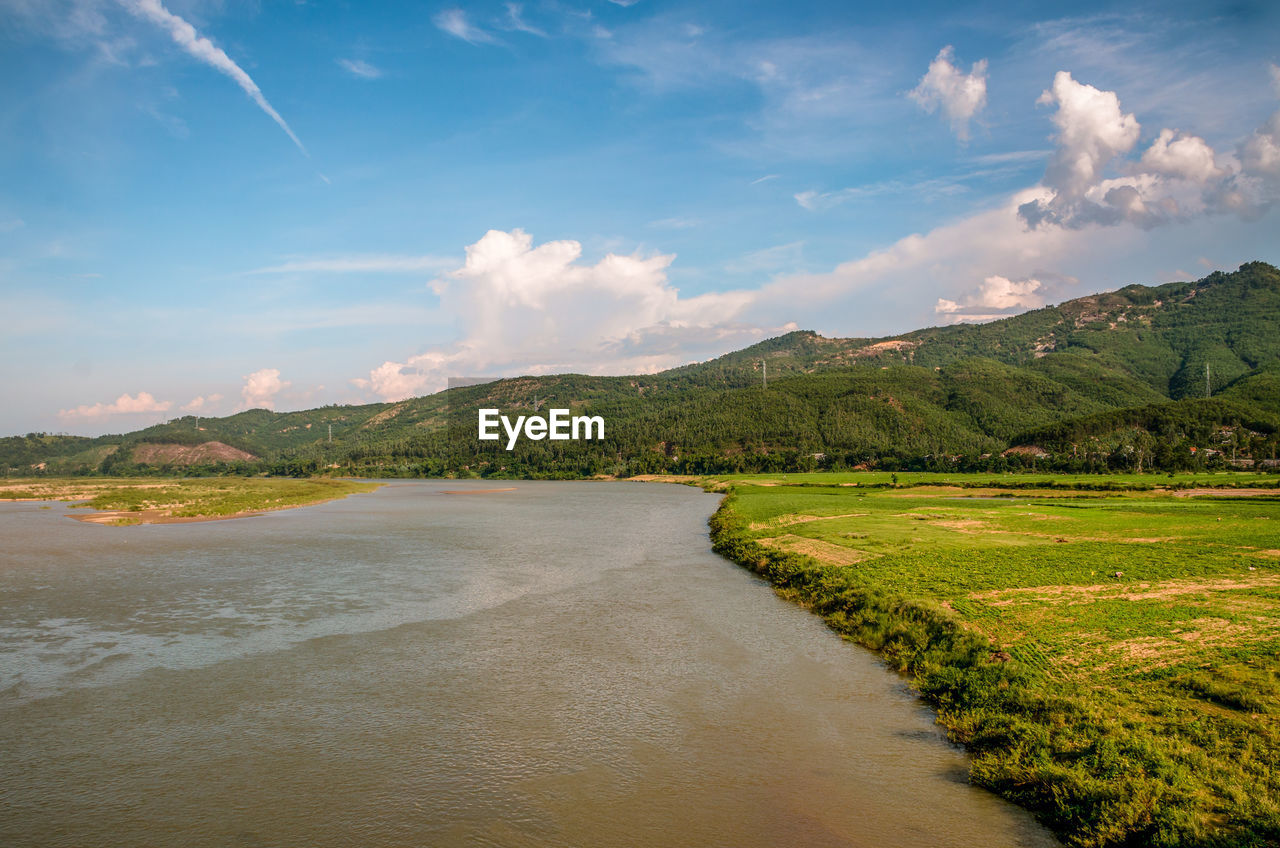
[[708, 475, 1280, 848], [0, 477, 381, 525]]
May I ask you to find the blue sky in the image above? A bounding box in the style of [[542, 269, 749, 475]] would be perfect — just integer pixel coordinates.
[[2, 0, 1278, 435]]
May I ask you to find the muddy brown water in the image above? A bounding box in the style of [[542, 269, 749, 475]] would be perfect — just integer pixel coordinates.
[[0, 481, 1056, 847]]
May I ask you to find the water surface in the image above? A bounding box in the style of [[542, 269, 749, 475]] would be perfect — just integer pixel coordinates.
[[0, 481, 1055, 847]]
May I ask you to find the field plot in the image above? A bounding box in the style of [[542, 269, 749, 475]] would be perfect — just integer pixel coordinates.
[[716, 476, 1280, 847]]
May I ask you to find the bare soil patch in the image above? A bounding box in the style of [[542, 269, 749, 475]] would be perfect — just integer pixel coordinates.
[[757, 534, 868, 566], [750, 511, 870, 530], [130, 442, 257, 465], [973, 574, 1280, 607], [1174, 488, 1280, 498]]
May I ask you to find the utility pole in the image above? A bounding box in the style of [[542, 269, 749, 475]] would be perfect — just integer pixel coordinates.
[[762, 360, 767, 389], [328, 423, 333, 443], [194, 415, 199, 430]]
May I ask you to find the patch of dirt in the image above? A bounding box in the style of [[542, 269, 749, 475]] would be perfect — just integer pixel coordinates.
[[750, 512, 870, 530], [1090, 616, 1279, 670], [933, 519, 991, 532], [1003, 445, 1050, 458], [855, 339, 919, 356], [756, 534, 868, 566], [1174, 488, 1280, 497], [130, 442, 257, 465], [972, 574, 1280, 606], [362, 402, 407, 428]]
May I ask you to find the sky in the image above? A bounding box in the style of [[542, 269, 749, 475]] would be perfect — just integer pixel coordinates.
[[1, 0, 1278, 436]]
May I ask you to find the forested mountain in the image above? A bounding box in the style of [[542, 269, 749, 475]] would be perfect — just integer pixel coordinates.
[[6, 262, 1280, 477]]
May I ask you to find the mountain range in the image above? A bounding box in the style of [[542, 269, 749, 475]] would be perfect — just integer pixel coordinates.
[[6, 261, 1279, 478]]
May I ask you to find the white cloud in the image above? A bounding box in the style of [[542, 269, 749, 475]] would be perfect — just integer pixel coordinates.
[[122, 0, 306, 153], [795, 177, 967, 211], [181, 393, 223, 413], [1022, 70, 1141, 227], [502, 3, 545, 37], [434, 9, 497, 45], [60, 391, 171, 418], [1139, 128, 1222, 182], [746, 185, 1143, 335], [248, 254, 455, 275], [934, 275, 1049, 324], [908, 46, 988, 141], [354, 229, 779, 401], [241, 369, 289, 410], [1020, 68, 1280, 230], [647, 216, 702, 229], [1239, 109, 1280, 185], [338, 58, 382, 79]]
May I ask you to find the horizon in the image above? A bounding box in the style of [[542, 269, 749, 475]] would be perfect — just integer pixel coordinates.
[[3, 0, 1278, 436]]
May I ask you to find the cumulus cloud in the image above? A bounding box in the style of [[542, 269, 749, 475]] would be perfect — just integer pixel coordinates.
[[434, 9, 497, 45], [354, 229, 782, 401], [241, 369, 289, 410], [181, 393, 223, 413], [908, 46, 988, 141], [1017, 71, 1140, 228], [1140, 128, 1222, 182], [934, 275, 1055, 324], [122, 0, 306, 153], [1019, 69, 1280, 230], [60, 391, 171, 419]]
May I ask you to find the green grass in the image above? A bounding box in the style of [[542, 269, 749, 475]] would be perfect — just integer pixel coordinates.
[[715, 469, 1279, 488], [710, 472, 1280, 847]]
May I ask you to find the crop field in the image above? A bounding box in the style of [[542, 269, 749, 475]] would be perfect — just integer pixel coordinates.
[[0, 477, 380, 522], [713, 474, 1280, 847]]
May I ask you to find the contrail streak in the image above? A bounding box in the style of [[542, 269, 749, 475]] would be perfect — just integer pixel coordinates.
[[122, 0, 307, 155]]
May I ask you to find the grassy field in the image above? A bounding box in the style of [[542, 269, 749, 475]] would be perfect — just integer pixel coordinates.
[[712, 469, 1280, 488], [0, 477, 380, 522], [710, 473, 1280, 847]]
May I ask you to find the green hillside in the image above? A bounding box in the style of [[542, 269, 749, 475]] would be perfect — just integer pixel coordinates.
[[6, 262, 1280, 478]]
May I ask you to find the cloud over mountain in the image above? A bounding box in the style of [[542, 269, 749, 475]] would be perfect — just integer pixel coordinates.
[[355, 229, 778, 401]]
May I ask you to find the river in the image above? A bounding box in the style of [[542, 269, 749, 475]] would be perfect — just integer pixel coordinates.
[[0, 480, 1055, 847]]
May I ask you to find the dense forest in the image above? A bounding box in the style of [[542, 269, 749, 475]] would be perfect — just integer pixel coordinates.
[[6, 262, 1280, 478]]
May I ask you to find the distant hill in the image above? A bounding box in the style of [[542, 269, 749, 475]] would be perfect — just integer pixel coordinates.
[[6, 262, 1279, 478]]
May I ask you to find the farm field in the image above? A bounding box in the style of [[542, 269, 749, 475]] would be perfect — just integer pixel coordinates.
[[712, 473, 1280, 847]]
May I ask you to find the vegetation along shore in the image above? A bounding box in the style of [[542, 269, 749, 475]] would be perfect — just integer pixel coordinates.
[[0, 477, 380, 525], [707, 471, 1279, 848]]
